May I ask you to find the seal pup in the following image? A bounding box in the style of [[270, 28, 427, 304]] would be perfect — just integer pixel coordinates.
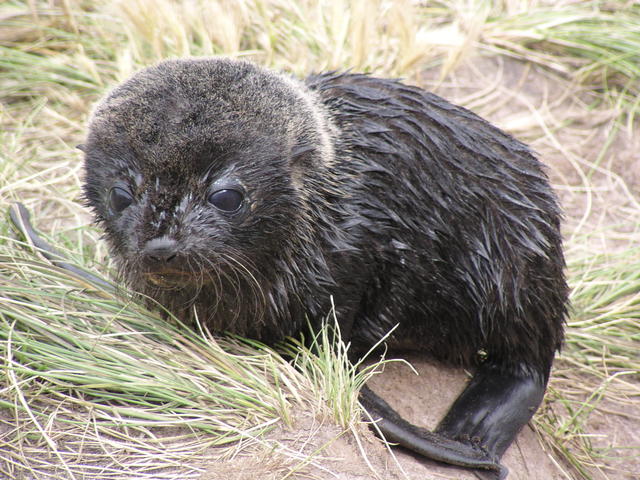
[[82, 58, 568, 478]]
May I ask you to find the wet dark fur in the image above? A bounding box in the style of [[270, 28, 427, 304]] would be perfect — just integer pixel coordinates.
[[83, 58, 568, 476]]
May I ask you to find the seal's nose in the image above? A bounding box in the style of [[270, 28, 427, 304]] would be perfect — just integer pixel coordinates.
[[142, 237, 179, 266]]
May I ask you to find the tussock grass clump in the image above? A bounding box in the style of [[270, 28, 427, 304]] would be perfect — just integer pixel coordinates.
[[568, 248, 640, 369], [538, 247, 640, 478], [0, 229, 376, 479]]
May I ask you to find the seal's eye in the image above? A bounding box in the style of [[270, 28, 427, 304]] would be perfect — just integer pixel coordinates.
[[208, 189, 243, 212], [108, 186, 133, 214]]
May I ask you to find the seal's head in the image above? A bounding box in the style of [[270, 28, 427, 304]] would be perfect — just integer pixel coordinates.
[[83, 58, 338, 336]]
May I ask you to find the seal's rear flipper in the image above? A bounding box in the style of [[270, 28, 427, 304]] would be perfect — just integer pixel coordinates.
[[436, 362, 547, 466], [359, 384, 507, 479]]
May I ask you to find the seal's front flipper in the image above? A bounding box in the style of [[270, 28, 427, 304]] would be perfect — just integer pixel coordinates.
[[359, 384, 506, 479], [8, 202, 112, 290], [436, 362, 546, 462]]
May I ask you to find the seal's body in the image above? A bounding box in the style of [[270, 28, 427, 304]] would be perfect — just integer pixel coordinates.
[[83, 59, 567, 478]]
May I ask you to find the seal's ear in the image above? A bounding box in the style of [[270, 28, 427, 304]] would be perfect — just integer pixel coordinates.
[[76, 144, 86, 152]]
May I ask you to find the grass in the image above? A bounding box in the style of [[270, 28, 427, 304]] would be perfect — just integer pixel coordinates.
[[1, 0, 639, 479], [536, 246, 640, 478], [0, 232, 370, 478]]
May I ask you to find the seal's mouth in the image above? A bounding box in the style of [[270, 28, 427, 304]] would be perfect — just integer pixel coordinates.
[[144, 270, 194, 288]]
